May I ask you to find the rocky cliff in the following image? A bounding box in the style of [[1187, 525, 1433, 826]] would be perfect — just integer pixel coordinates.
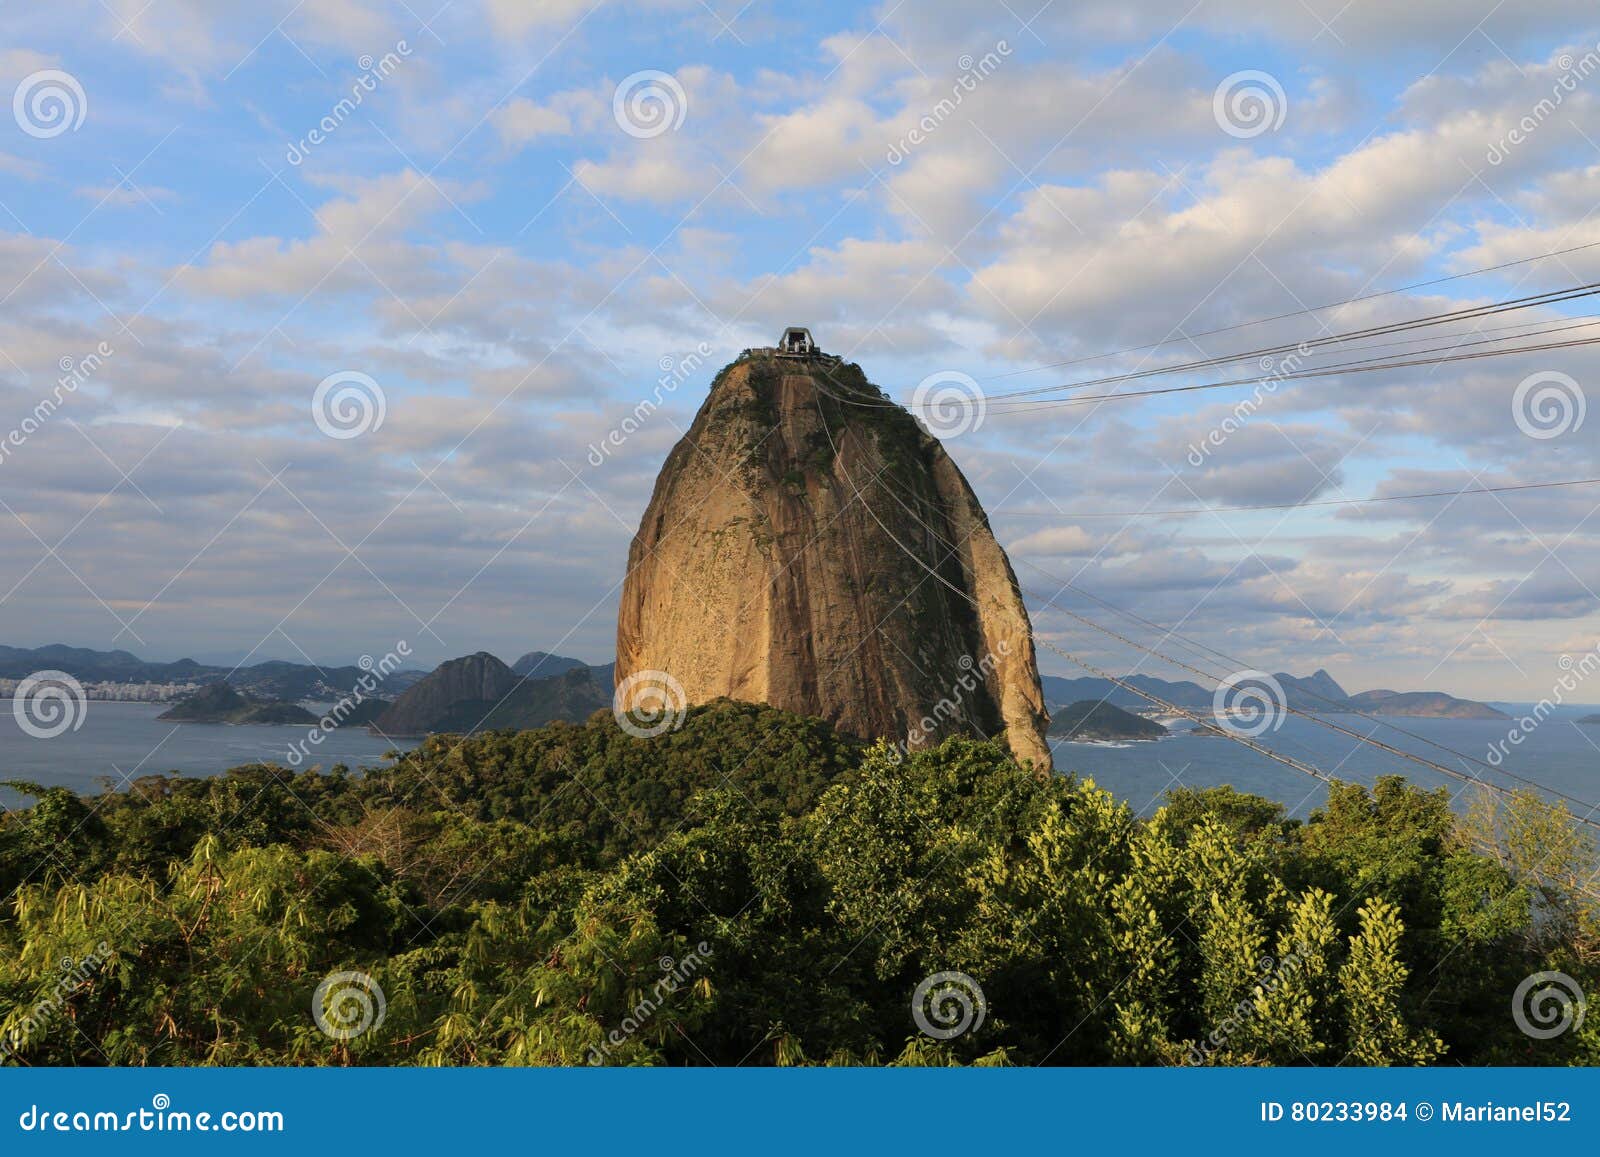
[[615, 353, 1052, 768]]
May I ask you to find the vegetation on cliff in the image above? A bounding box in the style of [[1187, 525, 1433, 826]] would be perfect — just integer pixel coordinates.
[[0, 702, 1594, 1066]]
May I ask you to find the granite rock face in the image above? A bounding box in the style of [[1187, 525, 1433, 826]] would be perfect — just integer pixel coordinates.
[[615, 354, 1051, 769]]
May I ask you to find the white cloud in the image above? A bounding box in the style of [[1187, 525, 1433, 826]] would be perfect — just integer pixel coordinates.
[[1009, 525, 1096, 555], [0, 48, 58, 86], [495, 97, 576, 146], [481, 0, 597, 40], [0, 152, 44, 180], [176, 170, 468, 300]]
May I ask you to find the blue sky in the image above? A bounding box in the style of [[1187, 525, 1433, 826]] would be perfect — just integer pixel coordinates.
[[3, 0, 1600, 700]]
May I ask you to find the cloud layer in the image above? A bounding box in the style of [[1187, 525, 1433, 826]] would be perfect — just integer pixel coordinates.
[[2, 1, 1600, 700]]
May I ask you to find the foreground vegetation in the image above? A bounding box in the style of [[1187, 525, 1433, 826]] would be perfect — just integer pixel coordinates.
[[1, 700, 1596, 1065]]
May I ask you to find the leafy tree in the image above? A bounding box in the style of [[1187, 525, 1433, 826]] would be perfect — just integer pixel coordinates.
[[1, 711, 1595, 1067], [1338, 898, 1444, 1066]]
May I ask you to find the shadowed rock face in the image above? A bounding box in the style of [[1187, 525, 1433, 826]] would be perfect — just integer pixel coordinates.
[[373, 652, 519, 735], [372, 652, 612, 736], [615, 354, 1052, 769]]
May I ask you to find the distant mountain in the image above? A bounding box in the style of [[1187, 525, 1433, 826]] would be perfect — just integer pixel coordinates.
[[7, 640, 1507, 726], [511, 651, 590, 678], [374, 652, 518, 734], [373, 654, 610, 737], [227, 660, 424, 702], [157, 683, 317, 725], [1345, 690, 1509, 720], [0, 643, 427, 701], [0, 643, 206, 684], [1274, 669, 1350, 710], [1048, 700, 1167, 742], [0, 644, 149, 675], [477, 668, 611, 731], [1041, 668, 1502, 719]]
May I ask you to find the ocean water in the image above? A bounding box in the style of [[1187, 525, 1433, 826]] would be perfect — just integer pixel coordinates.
[[0, 700, 416, 808], [1052, 706, 1600, 820], [2, 700, 1596, 825]]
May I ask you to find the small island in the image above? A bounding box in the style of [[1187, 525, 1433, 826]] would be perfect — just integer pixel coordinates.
[[1048, 700, 1169, 742], [1345, 689, 1508, 719], [157, 682, 317, 725], [1578, 714, 1600, 725]]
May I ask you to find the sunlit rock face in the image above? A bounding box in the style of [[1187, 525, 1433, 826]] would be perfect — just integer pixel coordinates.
[[616, 353, 1051, 770]]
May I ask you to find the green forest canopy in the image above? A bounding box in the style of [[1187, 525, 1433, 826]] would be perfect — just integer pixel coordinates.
[[1, 699, 1595, 1066]]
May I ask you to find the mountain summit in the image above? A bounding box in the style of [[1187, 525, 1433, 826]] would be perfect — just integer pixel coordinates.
[[615, 341, 1051, 768]]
